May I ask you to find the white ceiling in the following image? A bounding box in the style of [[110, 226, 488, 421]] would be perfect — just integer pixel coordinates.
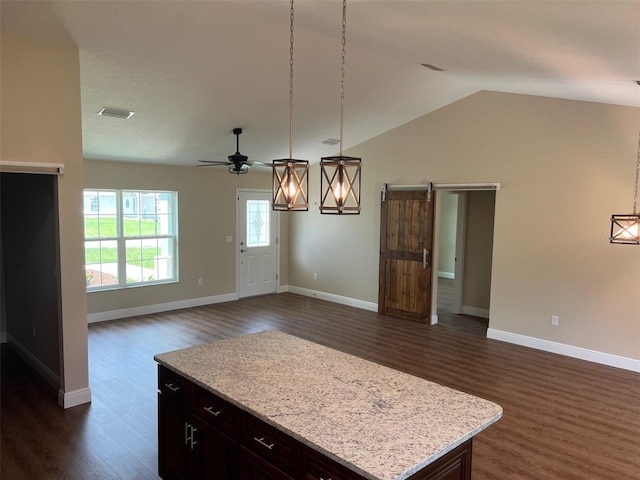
[[2, 0, 639, 169]]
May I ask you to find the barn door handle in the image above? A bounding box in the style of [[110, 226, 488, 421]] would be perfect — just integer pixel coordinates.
[[423, 249, 429, 269]]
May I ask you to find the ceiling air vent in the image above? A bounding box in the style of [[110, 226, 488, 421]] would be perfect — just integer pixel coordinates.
[[322, 138, 340, 145], [421, 63, 445, 72], [97, 107, 135, 120]]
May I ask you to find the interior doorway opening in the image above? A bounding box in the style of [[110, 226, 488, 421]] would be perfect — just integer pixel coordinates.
[[433, 188, 497, 325], [1, 172, 62, 388]]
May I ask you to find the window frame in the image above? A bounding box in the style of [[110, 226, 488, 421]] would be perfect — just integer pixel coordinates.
[[84, 188, 179, 292]]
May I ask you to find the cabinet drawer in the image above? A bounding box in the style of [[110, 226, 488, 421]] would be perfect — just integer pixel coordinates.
[[240, 447, 294, 480], [158, 365, 193, 407], [194, 385, 240, 439], [301, 446, 366, 480], [241, 413, 300, 477]]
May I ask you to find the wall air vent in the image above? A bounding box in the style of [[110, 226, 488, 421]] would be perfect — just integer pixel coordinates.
[[97, 107, 135, 120], [322, 138, 340, 145]]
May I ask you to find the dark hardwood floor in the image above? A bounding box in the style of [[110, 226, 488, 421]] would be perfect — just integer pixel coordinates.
[[2, 293, 639, 479]]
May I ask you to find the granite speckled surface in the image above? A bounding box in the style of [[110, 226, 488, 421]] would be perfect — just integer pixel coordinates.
[[154, 330, 502, 480]]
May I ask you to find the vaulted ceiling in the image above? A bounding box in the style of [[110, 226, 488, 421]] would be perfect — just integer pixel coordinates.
[[2, 0, 639, 169]]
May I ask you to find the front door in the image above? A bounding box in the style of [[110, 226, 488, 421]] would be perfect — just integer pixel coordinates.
[[238, 189, 278, 298], [378, 188, 435, 323]]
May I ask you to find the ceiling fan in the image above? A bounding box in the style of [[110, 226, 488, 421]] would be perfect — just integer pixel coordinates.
[[197, 128, 264, 174]]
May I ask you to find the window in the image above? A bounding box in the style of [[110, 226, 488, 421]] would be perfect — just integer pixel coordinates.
[[84, 189, 178, 290], [246, 199, 270, 247]]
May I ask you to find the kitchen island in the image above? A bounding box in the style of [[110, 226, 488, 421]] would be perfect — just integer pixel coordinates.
[[154, 330, 502, 480]]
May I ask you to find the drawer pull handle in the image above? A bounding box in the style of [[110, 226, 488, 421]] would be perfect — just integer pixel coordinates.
[[320, 477, 332, 480], [190, 427, 198, 450], [164, 383, 181, 392], [203, 406, 222, 416], [253, 436, 275, 450]]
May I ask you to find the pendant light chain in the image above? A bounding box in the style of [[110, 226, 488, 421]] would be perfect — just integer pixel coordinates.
[[272, 0, 309, 212], [634, 131, 639, 214], [339, 0, 346, 157], [289, 0, 295, 159]]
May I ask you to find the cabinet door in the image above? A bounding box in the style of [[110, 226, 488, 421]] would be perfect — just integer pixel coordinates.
[[158, 393, 190, 480], [193, 419, 239, 479]]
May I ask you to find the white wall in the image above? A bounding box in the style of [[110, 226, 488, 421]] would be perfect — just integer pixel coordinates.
[[289, 91, 640, 362]]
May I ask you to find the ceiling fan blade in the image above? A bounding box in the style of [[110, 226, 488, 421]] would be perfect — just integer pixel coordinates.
[[197, 160, 230, 165]]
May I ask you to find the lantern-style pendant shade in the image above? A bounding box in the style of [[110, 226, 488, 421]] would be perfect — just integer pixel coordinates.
[[319, 155, 361, 214], [273, 159, 309, 211], [610, 213, 640, 245]]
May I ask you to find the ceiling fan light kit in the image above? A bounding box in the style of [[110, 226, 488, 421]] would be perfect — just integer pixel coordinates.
[[609, 131, 640, 245], [319, 0, 362, 215], [271, 0, 310, 211]]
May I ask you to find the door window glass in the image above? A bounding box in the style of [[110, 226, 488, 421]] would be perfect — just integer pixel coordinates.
[[246, 200, 270, 247]]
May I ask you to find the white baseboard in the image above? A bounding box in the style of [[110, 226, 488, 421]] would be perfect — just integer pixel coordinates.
[[487, 328, 640, 373], [287, 286, 378, 312], [87, 292, 239, 323], [277, 284, 290, 293], [58, 387, 92, 409], [7, 334, 60, 388], [438, 271, 455, 279], [462, 305, 489, 319], [430, 314, 439, 325]]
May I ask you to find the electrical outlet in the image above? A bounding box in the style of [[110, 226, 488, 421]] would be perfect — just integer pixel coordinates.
[[198, 278, 203, 286], [313, 273, 318, 280], [551, 315, 559, 326]]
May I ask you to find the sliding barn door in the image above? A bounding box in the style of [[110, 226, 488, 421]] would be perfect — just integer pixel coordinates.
[[378, 189, 435, 323]]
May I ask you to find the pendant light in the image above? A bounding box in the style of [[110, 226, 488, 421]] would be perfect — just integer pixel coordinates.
[[319, 0, 361, 215], [272, 0, 309, 211], [609, 131, 640, 245]]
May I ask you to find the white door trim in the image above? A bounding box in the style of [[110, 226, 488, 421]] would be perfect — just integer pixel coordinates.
[[453, 192, 467, 314]]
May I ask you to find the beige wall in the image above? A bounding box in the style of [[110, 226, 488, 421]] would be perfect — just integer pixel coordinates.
[[289, 91, 640, 361], [84, 160, 275, 314], [462, 190, 495, 312], [1, 33, 89, 402]]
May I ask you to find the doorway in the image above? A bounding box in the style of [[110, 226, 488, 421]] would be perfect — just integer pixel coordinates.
[[237, 189, 279, 298], [1, 172, 62, 386], [435, 190, 496, 322]]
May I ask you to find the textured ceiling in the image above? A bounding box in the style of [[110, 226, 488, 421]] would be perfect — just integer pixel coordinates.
[[2, 0, 639, 169]]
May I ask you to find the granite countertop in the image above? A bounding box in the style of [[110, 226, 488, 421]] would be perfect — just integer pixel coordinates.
[[154, 330, 502, 480]]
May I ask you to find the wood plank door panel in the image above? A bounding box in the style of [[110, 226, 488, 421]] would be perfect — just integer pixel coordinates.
[[378, 189, 434, 323]]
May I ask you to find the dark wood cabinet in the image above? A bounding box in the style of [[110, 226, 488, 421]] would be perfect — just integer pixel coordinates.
[[158, 366, 239, 479], [158, 393, 190, 480], [158, 365, 472, 480]]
